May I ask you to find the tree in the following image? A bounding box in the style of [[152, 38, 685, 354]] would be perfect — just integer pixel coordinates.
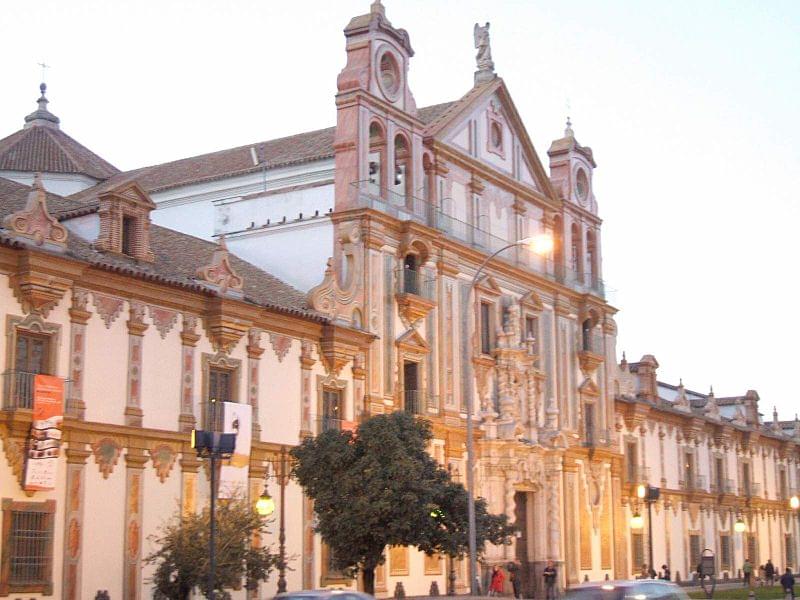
[[291, 412, 514, 594], [144, 497, 279, 600], [419, 479, 516, 592]]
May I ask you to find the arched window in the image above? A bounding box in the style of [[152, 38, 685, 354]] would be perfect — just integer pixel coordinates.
[[402, 253, 419, 295], [570, 222, 582, 277], [582, 317, 593, 352], [368, 121, 386, 194], [552, 215, 564, 280], [586, 230, 597, 286], [393, 134, 411, 199]]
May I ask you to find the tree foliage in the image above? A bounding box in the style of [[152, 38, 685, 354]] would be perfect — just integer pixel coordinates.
[[144, 497, 279, 600], [291, 412, 514, 594]]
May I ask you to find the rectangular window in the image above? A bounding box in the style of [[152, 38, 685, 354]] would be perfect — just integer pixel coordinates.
[[480, 302, 492, 355], [11, 332, 51, 409], [207, 367, 233, 429], [626, 442, 638, 482], [322, 388, 342, 432], [742, 464, 751, 495], [121, 215, 136, 256], [631, 533, 644, 572], [779, 470, 788, 500], [403, 361, 420, 415], [719, 535, 731, 570], [0, 499, 55, 595], [715, 457, 724, 492], [689, 535, 702, 570], [684, 452, 695, 489], [787, 535, 795, 569], [584, 403, 596, 447], [524, 316, 538, 352], [747, 535, 757, 563]]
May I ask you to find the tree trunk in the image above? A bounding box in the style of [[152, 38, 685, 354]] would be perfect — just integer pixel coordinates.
[[363, 566, 376, 596]]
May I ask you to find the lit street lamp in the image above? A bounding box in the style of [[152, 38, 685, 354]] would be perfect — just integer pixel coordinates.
[[630, 512, 644, 530], [255, 446, 289, 593], [634, 484, 659, 577], [734, 517, 746, 533], [790, 495, 799, 566], [465, 233, 553, 595]]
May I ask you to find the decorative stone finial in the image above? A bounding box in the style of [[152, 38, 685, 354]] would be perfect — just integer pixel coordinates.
[[473, 22, 496, 85], [2, 173, 68, 248], [565, 116, 574, 138], [674, 379, 690, 412], [196, 235, 244, 294], [370, 0, 385, 16], [704, 387, 720, 420], [24, 82, 60, 129]]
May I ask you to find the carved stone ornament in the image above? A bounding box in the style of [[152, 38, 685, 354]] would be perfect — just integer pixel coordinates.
[[93, 293, 125, 329], [2, 173, 68, 248], [149, 306, 178, 339], [150, 444, 177, 483], [269, 333, 292, 362], [307, 223, 362, 324], [92, 437, 122, 479], [196, 236, 243, 294]]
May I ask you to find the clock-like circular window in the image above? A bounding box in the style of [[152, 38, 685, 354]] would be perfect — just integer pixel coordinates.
[[576, 169, 589, 205], [378, 50, 401, 100]]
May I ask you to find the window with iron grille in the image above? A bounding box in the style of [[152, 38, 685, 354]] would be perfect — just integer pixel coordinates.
[[747, 535, 757, 563], [0, 499, 55, 595], [786, 535, 795, 570], [8, 332, 51, 410], [480, 302, 492, 355], [689, 535, 702, 571], [321, 388, 342, 433], [206, 366, 236, 430], [631, 533, 644, 571], [719, 534, 731, 570], [626, 442, 638, 482]]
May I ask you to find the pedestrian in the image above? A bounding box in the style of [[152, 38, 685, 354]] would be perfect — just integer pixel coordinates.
[[780, 567, 795, 599], [543, 560, 558, 600], [766, 560, 776, 586], [488, 565, 505, 597], [661, 564, 671, 581], [509, 569, 521, 599], [743, 559, 753, 588]]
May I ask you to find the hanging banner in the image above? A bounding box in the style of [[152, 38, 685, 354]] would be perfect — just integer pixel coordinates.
[[24, 374, 64, 491], [218, 401, 251, 499]]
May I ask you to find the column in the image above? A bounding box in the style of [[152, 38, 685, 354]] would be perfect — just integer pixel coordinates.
[[179, 314, 200, 431], [62, 443, 91, 600], [247, 329, 264, 440], [123, 449, 147, 600], [300, 340, 315, 435], [545, 454, 565, 587], [67, 289, 91, 419], [125, 302, 147, 427], [611, 460, 628, 578]]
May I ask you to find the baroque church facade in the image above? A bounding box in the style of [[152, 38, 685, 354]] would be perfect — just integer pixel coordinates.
[[0, 2, 799, 598]]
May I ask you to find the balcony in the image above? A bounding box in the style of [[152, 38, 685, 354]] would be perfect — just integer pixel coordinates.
[[625, 464, 651, 485], [740, 482, 761, 498], [349, 182, 607, 298], [402, 390, 438, 416], [315, 417, 357, 435], [3, 371, 73, 414], [582, 427, 612, 448], [710, 478, 736, 495], [395, 268, 436, 322], [680, 474, 707, 493], [578, 333, 604, 375]]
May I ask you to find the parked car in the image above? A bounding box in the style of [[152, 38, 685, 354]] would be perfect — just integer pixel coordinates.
[[275, 590, 375, 600], [565, 580, 691, 600]]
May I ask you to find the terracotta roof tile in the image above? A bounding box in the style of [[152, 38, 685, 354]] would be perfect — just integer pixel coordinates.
[[0, 177, 320, 320], [0, 126, 119, 180]]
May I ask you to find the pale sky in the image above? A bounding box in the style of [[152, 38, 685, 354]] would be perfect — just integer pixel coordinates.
[[2, 1, 799, 420]]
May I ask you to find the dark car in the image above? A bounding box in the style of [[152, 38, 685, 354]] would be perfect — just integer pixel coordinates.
[[565, 580, 690, 600], [276, 591, 375, 600]]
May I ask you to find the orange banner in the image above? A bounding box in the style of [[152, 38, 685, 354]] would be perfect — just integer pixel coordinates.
[[24, 374, 64, 491]]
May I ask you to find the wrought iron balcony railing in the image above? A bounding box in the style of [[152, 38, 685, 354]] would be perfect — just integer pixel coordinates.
[[395, 268, 435, 299], [582, 427, 612, 448], [710, 478, 736, 494], [740, 482, 761, 498], [403, 390, 426, 416], [349, 182, 607, 298], [625, 464, 651, 485], [316, 416, 345, 434], [680, 474, 707, 492], [3, 371, 73, 414]]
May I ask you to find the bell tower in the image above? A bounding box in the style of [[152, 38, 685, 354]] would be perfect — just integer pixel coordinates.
[[334, 0, 420, 210]]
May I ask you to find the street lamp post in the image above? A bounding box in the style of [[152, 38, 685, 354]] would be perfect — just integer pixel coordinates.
[[256, 446, 290, 594], [191, 427, 236, 600], [790, 495, 799, 567], [465, 233, 553, 595], [635, 484, 659, 577]]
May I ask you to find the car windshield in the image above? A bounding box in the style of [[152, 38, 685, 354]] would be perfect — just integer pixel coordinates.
[[566, 582, 689, 600]]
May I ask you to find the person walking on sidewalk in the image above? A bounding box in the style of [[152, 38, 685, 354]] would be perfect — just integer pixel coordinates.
[[743, 559, 753, 588], [543, 560, 558, 600], [488, 565, 505, 597], [780, 568, 796, 599], [766, 560, 776, 586]]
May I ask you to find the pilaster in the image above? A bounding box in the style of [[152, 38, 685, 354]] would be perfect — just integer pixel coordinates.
[[62, 443, 90, 600], [125, 301, 147, 427], [67, 288, 91, 419], [123, 450, 147, 600], [179, 313, 200, 432]]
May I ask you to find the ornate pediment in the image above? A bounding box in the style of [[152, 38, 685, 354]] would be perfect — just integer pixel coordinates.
[[474, 274, 502, 297], [396, 328, 430, 354], [196, 236, 243, 295], [578, 377, 600, 397], [3, 174, 67, 249]]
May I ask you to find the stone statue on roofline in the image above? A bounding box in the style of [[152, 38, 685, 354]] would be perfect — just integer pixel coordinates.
[[474, 22, 496, 85]]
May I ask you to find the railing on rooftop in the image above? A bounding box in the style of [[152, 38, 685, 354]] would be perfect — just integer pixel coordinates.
[[349, 182, 607, 298]]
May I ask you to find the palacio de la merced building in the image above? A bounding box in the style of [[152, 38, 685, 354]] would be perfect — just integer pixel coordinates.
[[0, 2, 798, 598]]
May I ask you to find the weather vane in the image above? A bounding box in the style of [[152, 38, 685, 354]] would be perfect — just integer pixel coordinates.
[[38, 61, 50, 83]]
